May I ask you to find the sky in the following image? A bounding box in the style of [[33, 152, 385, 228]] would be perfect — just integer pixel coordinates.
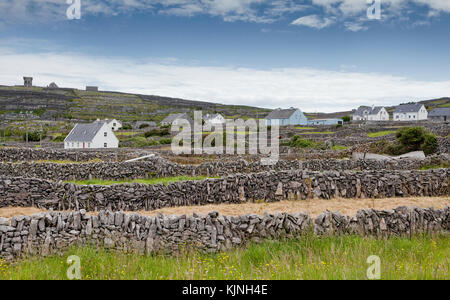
[[0, 0, 449, 112]]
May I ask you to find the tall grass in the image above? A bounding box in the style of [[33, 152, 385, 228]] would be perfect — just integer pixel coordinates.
[[1, 234, 448, 280]]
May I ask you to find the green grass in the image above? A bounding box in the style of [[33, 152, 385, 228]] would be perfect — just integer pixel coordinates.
[[0, 234, 448, 280], [332, 145, 349, 150], [66, 176, 217, 186], [294, 127, 316, 130], [299, 131, 335, 135], [367, 130, 397, 138], [419, 163, 450, 170], [438, 103, 450, 108]]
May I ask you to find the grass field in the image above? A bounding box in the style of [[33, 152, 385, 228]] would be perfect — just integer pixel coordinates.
[[0, 234, 448, 280], [66, 176, 217, 186], [367, 130, 397, 138]]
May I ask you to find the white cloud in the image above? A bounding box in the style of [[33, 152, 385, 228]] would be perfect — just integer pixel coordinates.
[[292, 15, 334, 29], [1, 45, 448, 112]]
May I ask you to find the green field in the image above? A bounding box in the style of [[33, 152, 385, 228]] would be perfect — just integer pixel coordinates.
[[367, 130, 397, 138], [1, 234, 448, 280], [66, 176, 217, 186]]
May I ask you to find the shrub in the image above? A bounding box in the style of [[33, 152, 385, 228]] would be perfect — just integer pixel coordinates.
[[289, 136, 318, 149], [121, 123, 132, 130], [395, 127, 438, 155], [23, 131, 46, 142], [158, 138, 172, 145], [342, 116, 351, 123], [52, 135, 66, 142], [144, 128, 170, 138], [139, 123, 150, 129]]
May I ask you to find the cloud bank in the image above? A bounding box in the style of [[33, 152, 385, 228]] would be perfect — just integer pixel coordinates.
[[1, 46, 448, 112]]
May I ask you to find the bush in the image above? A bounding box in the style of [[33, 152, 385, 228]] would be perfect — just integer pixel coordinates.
[[158, 138, 172, 145], [395, 127, 438, 155], [144, 129, 170, 137], [342, 116, 351, 123], [369, 127, 438, 156], [23, 131, 46, 142], [121, 123, 132, 130], [52, 135, 66, 142], [289, 136, 318, 149], [139, 123, 150, 129]]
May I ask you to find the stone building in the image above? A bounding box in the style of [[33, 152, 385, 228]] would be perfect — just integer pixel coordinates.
[[23, 77, 33, 87]]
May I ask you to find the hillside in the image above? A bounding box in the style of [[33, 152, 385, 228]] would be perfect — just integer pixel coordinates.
[[0, 86, 271, 123]]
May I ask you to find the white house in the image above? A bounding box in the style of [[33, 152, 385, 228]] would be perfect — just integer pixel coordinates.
[[393, 103, 428, 121], [160, 113, 193, 127], [64, 121, 119, 149], [353, 106, 389, 121], [265, 108, 308, 126], [105, 119, 122, 131], [203, 113, 226, 126]]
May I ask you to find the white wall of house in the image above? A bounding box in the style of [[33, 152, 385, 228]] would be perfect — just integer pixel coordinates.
[[394, 106, 428, 121], [368, 108, 389, 121], [64, 123, 119, 149], [108, 119, 122, 131], [205, 114, 226, 125]]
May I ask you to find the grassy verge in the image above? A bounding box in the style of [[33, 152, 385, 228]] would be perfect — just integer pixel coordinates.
[[66, 176, 218, 186], [419, 163, 450, 170], [367, 130, 397, 138], [0, 234, 448, 280]]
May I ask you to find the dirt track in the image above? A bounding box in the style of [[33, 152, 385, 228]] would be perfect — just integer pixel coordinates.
[[0, 197, 448, 218]]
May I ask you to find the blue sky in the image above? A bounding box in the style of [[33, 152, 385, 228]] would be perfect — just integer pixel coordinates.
[[0, 0, 449, 112]]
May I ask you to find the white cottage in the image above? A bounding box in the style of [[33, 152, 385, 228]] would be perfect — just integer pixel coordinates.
[[64, 121, 119, 149], [203, 114, 226, 126], [393, 103, 428, 121], [265, 108, 308, 126], [353, 106, 389, 121]]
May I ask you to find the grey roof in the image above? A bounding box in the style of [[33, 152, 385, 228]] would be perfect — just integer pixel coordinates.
[[429, 107, 450, 117], [161, 113, 192, 124], [353, 106, 384, 116], [64, 121, 107, 142], [265, 108, 299, 120], [394, 103, 424, 113]]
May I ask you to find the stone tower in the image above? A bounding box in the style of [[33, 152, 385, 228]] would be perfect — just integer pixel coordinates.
[[23, 77, 33, 87]]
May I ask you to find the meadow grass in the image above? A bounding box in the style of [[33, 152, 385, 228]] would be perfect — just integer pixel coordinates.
[[367, 130, 397, 138], [299, 131, 335, 135], [0, 234, 448, 280], [66, 176, 217, 186]]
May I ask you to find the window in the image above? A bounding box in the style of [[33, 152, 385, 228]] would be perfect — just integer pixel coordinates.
[[104, 132, 107, 137], [104, 143, 107, 148], [88, 143, 91, 148], [113, 123, 116, 127]]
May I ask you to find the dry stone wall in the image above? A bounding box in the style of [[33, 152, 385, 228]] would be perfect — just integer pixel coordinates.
[[0, 169, 448, 211], [0, 148, 152, 162], [1, 206, 448, 260], [1, 154, 448, 181]]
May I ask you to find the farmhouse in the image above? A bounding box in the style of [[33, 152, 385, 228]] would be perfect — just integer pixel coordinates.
[[265, 108, 308, 126], [64, 120, 119, 149], [161, 113, 193, 126], [428, 107, 450, 122], [203, 113, 226, 126], [393, 103, 428, 121], [353, 106, 389, 121], [308, 118, 343, 126]]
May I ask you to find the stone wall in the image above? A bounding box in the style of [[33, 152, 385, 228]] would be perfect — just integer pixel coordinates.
[[0, 169, 448, 211], [1, 154, 448, 181], [0, 148, 152, 162], [1, 206, 448, 259]]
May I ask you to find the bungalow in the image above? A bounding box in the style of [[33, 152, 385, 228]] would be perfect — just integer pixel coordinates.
[[393, 103, 428, 121], [353, 106, 389, 121], [203, 113, 226, 126], [64, 120, 119, 149], [428, 107, 450, 122], [308, 118, 343, 126], [265, 108, 308, 126], [161, 113, 193, 127]]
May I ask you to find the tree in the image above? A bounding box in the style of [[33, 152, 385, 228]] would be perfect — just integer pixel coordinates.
[[342, 115, 351, 123]]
